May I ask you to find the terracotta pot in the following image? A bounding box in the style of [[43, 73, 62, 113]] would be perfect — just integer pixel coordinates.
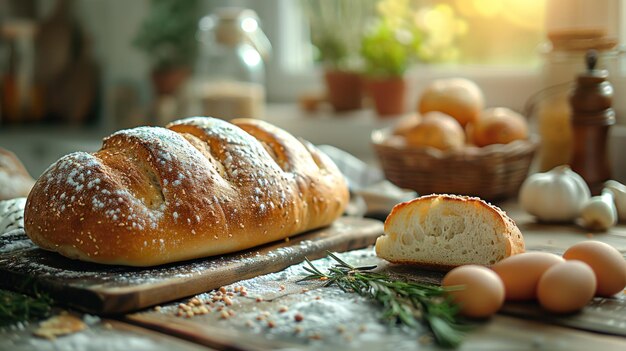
[[365, 76, 407, 117], [151, 67, 191, 96], [323, 70, 363, 112]]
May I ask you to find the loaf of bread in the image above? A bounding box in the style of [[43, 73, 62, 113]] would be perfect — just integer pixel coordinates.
[[0, 148, 35, 200], [376, 194, 524, 269], [24, 117, 349, 266]]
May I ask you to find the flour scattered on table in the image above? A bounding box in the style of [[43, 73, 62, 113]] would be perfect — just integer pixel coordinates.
[[0, 198, 35, 254], [162, 248, 429, 350]]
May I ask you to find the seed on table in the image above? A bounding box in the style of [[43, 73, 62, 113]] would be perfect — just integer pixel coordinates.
[[256, 297, 263, 302], [223, 296, 233, 306], [220, 310, 230, 319], [267, 320, 275, 328], [185, 311, 194, 318], [154, 306, 162, 312], [294, 313, 304, 322], [219, 286, 227, 294], [278, 306, 288, 313]]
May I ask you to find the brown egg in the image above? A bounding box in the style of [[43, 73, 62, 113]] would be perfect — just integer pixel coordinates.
[[537, 260, 596, 314], [563, 241, 626, 297], [467, 107, 528, 147], [403, 112, 465, 151], [491, 252, 565, 301], [442, 265, 505, 318]]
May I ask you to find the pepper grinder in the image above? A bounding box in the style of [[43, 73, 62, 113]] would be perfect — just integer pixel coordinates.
[[569, 50, 615, 194]]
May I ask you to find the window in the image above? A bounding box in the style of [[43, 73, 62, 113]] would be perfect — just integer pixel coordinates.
[[256, 0, 624, 113]]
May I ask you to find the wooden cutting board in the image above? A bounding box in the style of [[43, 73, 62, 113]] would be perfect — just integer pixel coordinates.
[[0, 217, 383, 315]]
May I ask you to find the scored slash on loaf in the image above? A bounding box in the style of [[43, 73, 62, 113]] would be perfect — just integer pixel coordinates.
[[24, 117, 349, 266]]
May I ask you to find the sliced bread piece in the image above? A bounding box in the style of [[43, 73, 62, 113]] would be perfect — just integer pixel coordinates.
[[376, 194, 525, 270]]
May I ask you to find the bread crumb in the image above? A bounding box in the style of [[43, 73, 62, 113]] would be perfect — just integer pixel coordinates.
[[278, 306, 288, 313], [33, 313, 88, 340], [220, 310, 230, 319], [294, 313, 304, 322]]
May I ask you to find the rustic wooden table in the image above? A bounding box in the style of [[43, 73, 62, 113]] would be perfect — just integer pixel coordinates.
[[1, 201, 625, 351]]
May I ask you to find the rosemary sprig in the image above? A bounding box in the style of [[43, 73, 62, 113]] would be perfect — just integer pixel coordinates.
[[300, 252, 467, 348], [0, 288, 53, 327]]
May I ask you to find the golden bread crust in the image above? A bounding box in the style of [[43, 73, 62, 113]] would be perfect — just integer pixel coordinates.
[[24, 117, 349, 266], [377, 194, 525, 269], [0, 148, 35, 200]]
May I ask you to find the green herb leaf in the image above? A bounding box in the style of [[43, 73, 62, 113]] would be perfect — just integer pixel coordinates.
[[300, 251, 468, 348], [0, 288, 53, 327]]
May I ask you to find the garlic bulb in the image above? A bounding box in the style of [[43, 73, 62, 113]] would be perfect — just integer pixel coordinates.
[[579, 189, 617, 231], [519, 165, 591, 222], [604, 180, 626, 221]]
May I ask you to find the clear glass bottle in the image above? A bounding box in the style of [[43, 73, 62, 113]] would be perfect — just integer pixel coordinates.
[[186, 7, 270, 120]]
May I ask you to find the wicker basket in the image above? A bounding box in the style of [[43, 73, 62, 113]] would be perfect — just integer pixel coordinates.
[[372, 128, 539, 201]]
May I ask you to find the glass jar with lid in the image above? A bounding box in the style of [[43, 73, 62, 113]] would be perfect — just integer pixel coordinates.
[[531, 29, 623, 171], [186, 7, 271, 120]]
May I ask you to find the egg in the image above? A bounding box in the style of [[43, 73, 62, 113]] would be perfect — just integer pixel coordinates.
[[537, 260, 596, 313], [563, 241, 626, 297], [442, 265, 505, 318], [491, 252, 565, 301]]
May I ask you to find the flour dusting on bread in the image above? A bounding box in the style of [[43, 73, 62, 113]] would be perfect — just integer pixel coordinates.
[[25, 117, 349, 266]]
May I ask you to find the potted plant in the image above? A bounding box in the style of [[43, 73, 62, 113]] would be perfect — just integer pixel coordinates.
[[133, 0, 201, 95], [303, 0, 376, 112], [360, 16, 421, 117]]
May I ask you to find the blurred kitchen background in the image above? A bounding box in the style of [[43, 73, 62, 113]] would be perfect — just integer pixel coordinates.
[[1, 0, 625, 181]]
